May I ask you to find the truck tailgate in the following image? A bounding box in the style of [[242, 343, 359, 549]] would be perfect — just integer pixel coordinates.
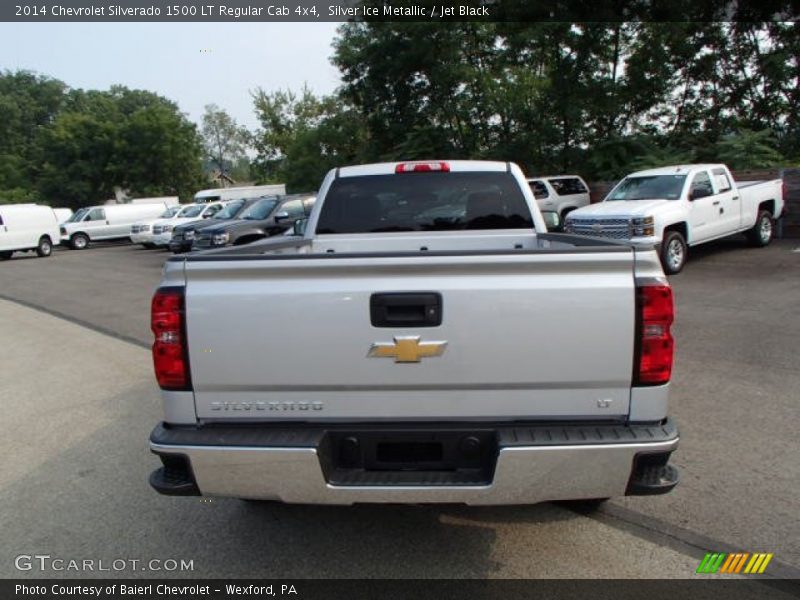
[[184, 250, 636, 421]]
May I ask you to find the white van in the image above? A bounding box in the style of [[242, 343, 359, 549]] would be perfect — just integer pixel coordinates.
[[60, 202, 173, 249], [193, 185, 286, 203], [0, 204, 60, 260], [53, 208, 74, 223]]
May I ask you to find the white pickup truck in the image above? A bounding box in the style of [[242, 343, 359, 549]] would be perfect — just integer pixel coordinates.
[[564, 164, 784, 274], [148, 160, 679, 505]]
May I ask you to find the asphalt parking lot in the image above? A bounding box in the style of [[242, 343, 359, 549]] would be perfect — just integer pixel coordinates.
[[1, 238, 799, 580]]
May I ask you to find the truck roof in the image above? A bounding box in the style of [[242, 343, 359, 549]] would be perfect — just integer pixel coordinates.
[[628, 164, 726, 177], [338, 160, 510, 178]]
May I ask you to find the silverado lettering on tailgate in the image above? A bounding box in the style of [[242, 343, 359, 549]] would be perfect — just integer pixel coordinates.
[[210, 401, 324, 411]]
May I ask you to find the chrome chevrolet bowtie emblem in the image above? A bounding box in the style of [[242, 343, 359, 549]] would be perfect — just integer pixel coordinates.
[[368, 336, 447, 363]]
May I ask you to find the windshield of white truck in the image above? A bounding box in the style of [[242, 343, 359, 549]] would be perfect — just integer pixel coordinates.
[[317, 172, 533, 234], [607, 175, 687, 201]]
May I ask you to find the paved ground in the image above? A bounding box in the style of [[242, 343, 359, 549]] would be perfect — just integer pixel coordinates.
[[0, 237, 799, 580]]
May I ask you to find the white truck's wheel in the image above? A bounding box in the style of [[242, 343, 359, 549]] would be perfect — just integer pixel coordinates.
[[747, 210, 774, 247], [660, 231, 687, 275]]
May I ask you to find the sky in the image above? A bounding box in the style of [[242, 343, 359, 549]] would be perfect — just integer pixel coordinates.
[[0, 22, 343, 131]]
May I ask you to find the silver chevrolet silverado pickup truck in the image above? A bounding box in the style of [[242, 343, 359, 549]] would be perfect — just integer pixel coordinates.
[[148, 160, 679, 505]]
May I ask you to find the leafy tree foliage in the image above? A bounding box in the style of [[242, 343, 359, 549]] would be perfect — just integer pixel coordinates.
[[3, 21, 797, 205], [0, 72, 205, 208], [0, 71, 65, 204], [324, 21, 797, 180], [251, 86, 366, 191], [201, 104, 250, 178]]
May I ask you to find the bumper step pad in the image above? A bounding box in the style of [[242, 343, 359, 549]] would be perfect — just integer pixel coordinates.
[[627, 463, 680, 496], [149, 455, 200, 496]]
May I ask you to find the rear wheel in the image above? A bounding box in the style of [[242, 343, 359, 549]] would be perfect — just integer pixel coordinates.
[[36, 236, 53, 257], [0, 251, 12, 260], [70, 233, 89, 250], [747, 210, 774, 247], [660, 231, 687, 275]]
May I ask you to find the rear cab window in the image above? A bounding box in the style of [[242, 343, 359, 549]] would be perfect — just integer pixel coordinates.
[[711, 168, 732, 193], [548, 177, 588, 196], [316, 172, 534, 234], [528, 180, 549, 199]]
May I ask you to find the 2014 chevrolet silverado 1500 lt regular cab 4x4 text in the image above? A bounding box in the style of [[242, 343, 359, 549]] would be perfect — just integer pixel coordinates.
[[563, 164, 784, 274], [148, 160, 679, 505]]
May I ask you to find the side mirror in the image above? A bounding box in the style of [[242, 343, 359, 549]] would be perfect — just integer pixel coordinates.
[[274, 211, 290, 223], [293, 218, 308, 236], [540, 211, 561, 231]]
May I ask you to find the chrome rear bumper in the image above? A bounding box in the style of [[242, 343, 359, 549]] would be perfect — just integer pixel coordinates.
[[149, 420, 679, 505]]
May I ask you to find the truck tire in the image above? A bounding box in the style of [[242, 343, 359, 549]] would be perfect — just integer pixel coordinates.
[[36, 236, 53, 257], [660, 231, 687, 275], [70, 233, 89, 250], [0, 251, 12, 260], [746, 210, 774, 247]]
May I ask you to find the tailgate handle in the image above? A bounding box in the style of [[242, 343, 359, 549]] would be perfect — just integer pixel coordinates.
[[370, 292, 442, 328]]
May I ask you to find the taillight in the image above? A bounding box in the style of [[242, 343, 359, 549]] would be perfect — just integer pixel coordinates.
[[634, 284, 674, 386], [395, 161, 450, 173], [151, 287, 191, 390]]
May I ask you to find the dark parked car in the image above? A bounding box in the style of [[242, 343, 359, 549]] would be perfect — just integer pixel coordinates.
[[192, 194, 315, 250], [169, 197, 261, 254]]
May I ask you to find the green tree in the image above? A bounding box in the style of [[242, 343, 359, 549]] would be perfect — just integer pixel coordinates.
[[0, 70, 66, 202], [251, 86, 365, 191], [331, 21, 795, 179], [713, 129, 784, 170], [200, 104, 250, 179], [37, 86, 205, 208]]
